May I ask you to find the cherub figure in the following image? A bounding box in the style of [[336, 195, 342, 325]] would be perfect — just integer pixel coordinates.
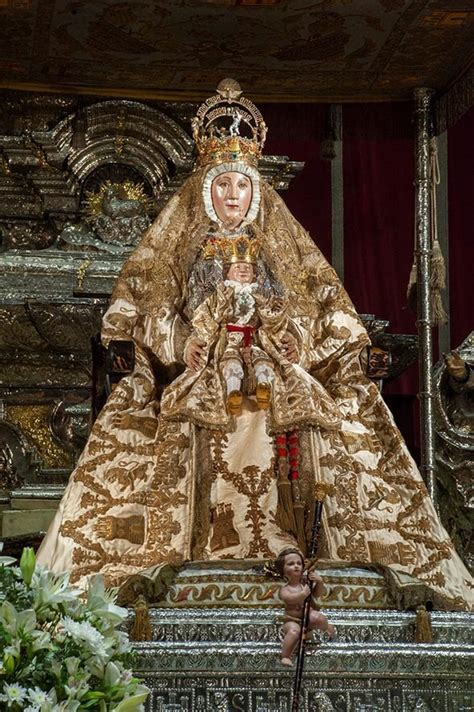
[[275, 547, 335, 667]]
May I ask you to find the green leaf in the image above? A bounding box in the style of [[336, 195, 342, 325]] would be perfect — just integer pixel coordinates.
[[83, 691, 106, 700], [17, 608, 37, 634], [113, 691, 149, 711]]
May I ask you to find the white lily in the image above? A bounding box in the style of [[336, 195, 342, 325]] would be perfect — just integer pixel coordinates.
[[0, 600, 18, 635], [16, 608, 37, 634], [64, 657, 81, 677], [31, 629, 51, 652], [86, 576, 127, 624], [104, 660, 122, 687], [32, 568, 82, 611], [114, 630, 132, 655], [0, 543, 16, 567], [0, 556, 148, 710]]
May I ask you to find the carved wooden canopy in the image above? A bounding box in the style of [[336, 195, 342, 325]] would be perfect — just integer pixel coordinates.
[[0, 0, 472, 102]]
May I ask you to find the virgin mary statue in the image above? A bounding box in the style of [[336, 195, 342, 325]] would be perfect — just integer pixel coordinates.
[[38, 80, 472, 610]]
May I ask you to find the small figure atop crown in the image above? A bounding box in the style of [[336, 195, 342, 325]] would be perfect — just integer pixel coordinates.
[[192, 79, 267, 169]]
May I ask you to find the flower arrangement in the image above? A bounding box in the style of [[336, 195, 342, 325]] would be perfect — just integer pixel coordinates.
[[0, 545, 149, 711]]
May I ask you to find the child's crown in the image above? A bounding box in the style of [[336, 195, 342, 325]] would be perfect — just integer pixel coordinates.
[[202, 234, 261, 264]]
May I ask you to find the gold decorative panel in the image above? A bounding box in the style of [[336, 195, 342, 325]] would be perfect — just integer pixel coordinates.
[[6, 405, 71, 469]]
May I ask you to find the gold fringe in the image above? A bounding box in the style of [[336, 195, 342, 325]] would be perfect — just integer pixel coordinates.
[[275, 454, 297, 535], [406, 254, 447, 325], [415, 604, 433, 643], [292, 479, 308, 555], [431, 238, 448, 324], [431, 239, 446, 290], [432, 292, 448, 325], [276, 478, 297, 533], [130, 595, 152, 642]]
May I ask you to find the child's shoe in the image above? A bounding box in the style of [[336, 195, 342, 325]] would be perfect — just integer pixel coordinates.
[[256, 382, 271, 410], [227, 390, 243, 415]]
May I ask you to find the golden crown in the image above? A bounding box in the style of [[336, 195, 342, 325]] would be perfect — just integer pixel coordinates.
[[192, 79, 267, 168], [202, 234, 261, 264]]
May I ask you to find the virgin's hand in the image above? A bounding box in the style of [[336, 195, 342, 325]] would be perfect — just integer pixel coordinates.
[[308, 571, 322, 583], [269, 296, 285, 313], [281, 333, 298, 364], [185, 339, 207, 372], [444, 350, 468, 381]]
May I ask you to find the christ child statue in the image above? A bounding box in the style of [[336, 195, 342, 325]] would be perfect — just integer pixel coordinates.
[[219, 257, 282, 416], [276, 547, 335, 667], [160, 235, 343, 432]]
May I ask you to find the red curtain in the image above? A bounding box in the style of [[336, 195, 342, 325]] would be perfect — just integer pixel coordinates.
[[263, 104, 332, 261], [448, 106, 474, 349], [342, 103, 418, 391]]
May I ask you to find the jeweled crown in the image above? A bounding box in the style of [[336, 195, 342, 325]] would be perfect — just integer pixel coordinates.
[[192, 79, 267, 168], [202, 234, 261, 264]]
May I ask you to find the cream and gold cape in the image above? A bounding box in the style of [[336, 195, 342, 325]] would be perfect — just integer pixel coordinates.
[[37, 168, 473, 610]]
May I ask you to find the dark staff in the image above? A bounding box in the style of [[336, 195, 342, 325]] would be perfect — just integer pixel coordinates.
[[291, 483, 328, 712]]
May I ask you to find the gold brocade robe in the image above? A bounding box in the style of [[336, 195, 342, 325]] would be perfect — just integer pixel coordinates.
[[160, 283, 343, 433], [37, 171, 473, 610]]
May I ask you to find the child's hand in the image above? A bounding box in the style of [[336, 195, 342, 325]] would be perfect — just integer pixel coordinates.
[[308, 571, 323, 584], [268, 296, 285, 313]]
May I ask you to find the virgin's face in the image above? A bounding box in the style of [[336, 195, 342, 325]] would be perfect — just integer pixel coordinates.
[[211, 172, 253, 229]]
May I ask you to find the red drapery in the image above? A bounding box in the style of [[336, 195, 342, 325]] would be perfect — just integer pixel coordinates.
[[448, 106, 474, 349], [263, 104, 332, 261], [342, 102, 418, 396]]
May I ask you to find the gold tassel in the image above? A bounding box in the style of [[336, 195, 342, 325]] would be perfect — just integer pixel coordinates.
[[431, 238, 446, 290], [432, 291, 447, 325], [292, 497, 307, 555], [431, 238, 448, 324], [291, 478, 307, 554], [407, 137, 448, 326], [276, 466, 297, 534], [415, 604, 433, 643], [130, 595, 152, 642], [274, 434, 297, 535]]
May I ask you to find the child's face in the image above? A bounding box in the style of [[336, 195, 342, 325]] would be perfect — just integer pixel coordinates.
[[226, 262, 254, 284], [283, 552, 304, 580]]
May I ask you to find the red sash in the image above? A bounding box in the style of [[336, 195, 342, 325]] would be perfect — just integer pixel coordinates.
[[226, 324, 255, 347]]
